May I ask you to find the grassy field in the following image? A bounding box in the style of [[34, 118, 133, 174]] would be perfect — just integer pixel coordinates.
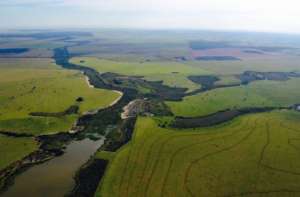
[[71, 56, 300, 92], [70, 57, 210, 91], [0, 135, 38, 189], [0, 135, 38, 171], [167, 78, 300, 117], [144, 73, 201, 92], [187, 56, 300, 75], [0, 58, 120, 135], [215, 75, 241, 86], [96, 110, 300, 197]]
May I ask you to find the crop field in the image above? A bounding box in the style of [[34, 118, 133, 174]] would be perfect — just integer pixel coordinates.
[[0, 135, 38, 171], [70, 57, 210, 91], [167, 78, 300, 117], [0, 59, 120, 135], [96, 110, 300, 197]]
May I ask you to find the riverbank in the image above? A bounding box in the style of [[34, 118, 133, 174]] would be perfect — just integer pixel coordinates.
[[1, 48, 128, 196], [83, 74, 124, 116], [2, 138, 105, 197], [0, 133, 69, 195], [110, 91, 123, 106]]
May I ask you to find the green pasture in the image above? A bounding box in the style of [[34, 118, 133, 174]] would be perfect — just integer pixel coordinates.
[[0, 58, 56, 69], [167, 78, 300, 117], [96, 110, 300, 197], [187, 56, 300, 75], [144, 73, 200, 92], [0, 135, 38, 171], [215, 75, 241, 86], [70, 57, 210, 91], [0, 59, 120, 135]]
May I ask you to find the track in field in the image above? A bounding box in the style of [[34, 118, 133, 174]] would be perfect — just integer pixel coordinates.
[[99, 111, 300, 197]]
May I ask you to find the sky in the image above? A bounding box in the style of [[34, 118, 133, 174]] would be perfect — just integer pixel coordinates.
[[0, 0, 300, 33]]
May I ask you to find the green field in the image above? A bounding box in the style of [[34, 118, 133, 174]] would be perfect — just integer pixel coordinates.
[[144, 73, 201, 92], [215, 75, 241, 86], [70, 56, 300, 92], [0, 135, 38, 171], [167, 78, 300, 117], [96, 110, 300, 197], [0, 58, 120, 135], [70, 57, 210, 91], [0, 134, 39, 189], [2, 30, 300, 196], [187, 56, 300, 75]]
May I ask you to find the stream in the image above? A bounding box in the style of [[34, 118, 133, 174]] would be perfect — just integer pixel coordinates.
[[2, 138, 105, 197]]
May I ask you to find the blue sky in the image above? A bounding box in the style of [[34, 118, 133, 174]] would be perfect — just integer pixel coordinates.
[[1, 0, 300, 33]]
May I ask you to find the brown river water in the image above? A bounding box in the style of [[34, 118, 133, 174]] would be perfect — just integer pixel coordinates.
[[2, 138, 104, 197]]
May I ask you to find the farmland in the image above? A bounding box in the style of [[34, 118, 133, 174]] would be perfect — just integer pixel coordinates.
[[1, 30, 300, 197], [0, 135, 38, 171], [0, 58, 120, 135], [167, 78, 300, 117], [96, 110, 300, 197], [70, 57, 209, 91], [187, 56, 300, 75], [0, 134, 38, 190]]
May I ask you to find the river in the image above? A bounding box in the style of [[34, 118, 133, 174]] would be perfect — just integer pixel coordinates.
[[2, 138, 104, 197], [2, 47, 125, 197]]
